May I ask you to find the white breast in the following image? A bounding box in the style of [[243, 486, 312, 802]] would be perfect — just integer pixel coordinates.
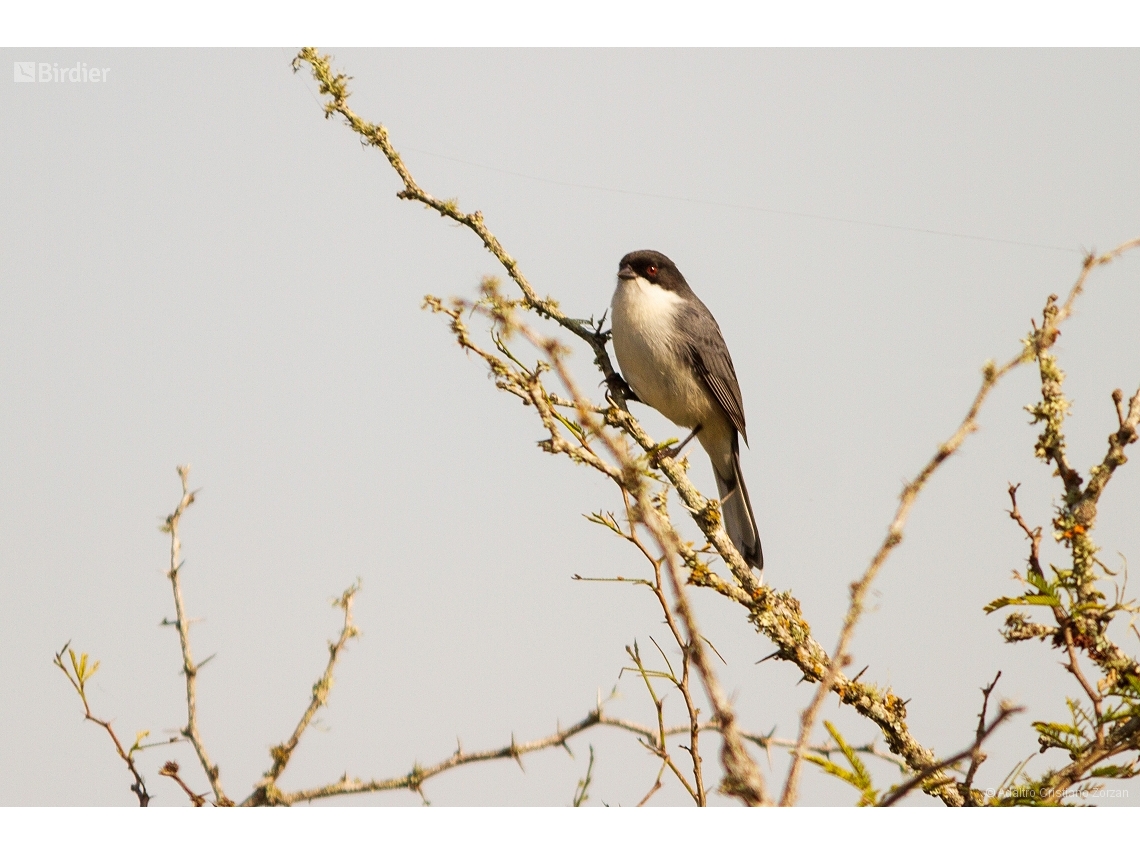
[[610, 276, 718, 430]]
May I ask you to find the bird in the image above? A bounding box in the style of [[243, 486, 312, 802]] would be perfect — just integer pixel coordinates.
[[609, 249, 763, 570]]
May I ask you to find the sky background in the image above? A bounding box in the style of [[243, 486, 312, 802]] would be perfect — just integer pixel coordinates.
[[2, 48, 1139, 806]]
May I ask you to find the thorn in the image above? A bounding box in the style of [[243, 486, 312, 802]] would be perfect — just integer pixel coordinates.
[[755, 651, 779, 665], [851, 665, 869, 683]]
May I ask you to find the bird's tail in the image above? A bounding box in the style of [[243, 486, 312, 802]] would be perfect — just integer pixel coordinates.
[[713, 435, 763, 570]]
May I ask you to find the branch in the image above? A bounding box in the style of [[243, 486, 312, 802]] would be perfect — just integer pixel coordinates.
[[273, 705, 605, 804], [534, 321, 769, 804], [291, 48, 629, 407], [619, 497, 707, 804], [603, 715, 906, 772], [652, 515, 769, 804], [572, 745, 595, 806], [624, 642, 700, 805], [53, 643, 152, 806], [299, 48, 1097, 806], [781, 241, 1140, 806], [160, 465, 231, 805], [985, 247, 1140, 801], [1006, 484, 1044, 576], [879, 699, 1023, 807], [271, 697, 834, 806], [159, 761, 207, 807], [1029, 715, 1140, 803], [243, 582, 362, 806], [961, 671, 1002, 803], [780, 331, 1035, 805]]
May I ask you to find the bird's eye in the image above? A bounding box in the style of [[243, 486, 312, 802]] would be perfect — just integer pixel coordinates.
[[646, 265, 658, 278]]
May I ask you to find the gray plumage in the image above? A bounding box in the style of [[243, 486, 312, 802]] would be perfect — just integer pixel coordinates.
[[610, 250, 763, 570]]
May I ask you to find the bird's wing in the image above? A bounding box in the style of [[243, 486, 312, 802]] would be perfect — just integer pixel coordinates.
[[682, 303, 748, 443]]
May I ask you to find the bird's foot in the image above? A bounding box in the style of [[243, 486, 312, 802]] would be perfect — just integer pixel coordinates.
[[648, 425, 702, 469], [603, 372, 639, 403], [648, 439, 684, 469]]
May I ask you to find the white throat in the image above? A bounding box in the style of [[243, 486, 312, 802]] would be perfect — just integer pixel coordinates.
[[611, 276, 686, 343], [610, 275, 703, 427]]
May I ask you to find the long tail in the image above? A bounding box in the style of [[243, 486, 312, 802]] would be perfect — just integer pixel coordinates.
[[712, 434, 763, 570]]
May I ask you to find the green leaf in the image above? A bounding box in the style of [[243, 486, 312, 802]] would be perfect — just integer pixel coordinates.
[[1090, 765, 1138, 779], [804, 722, 879, 806], [985, 593, 1060, 613]]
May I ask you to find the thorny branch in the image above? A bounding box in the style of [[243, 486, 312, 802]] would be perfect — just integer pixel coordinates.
[[289, 48, 628, 411], [625, 642, 702, 805], [161, 465, 231, 805], [293, 47, 922, 801], [243, 582, 362, 806], [781, 239, 1140, 806], [610, 499, 707, 804], [294, 47, 1140, 805], [258, 699, 856, 806], [987, 269, 1140, 803], [527, 310, 770, 803], [879, 695, 1023, 807], [71, 465, 827, 805], [961, 671, 1004, 803]]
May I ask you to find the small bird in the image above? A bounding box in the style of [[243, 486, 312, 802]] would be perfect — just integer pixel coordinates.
[[609, 250, 762, 569]]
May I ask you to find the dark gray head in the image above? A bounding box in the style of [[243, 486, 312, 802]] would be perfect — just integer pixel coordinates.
[[618, 250, 693, 296]]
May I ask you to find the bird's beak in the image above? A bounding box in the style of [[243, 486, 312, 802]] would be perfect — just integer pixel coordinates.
[[617, 264, 636, 280]]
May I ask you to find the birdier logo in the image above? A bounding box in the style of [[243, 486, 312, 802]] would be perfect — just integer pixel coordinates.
[[13, 61, 110, 83]]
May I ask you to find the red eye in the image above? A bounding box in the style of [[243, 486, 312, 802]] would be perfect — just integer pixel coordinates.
[[646, 265, 658, 278]]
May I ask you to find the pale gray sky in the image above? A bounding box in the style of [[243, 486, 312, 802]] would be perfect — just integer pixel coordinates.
[[2, 49, 1139, 806]]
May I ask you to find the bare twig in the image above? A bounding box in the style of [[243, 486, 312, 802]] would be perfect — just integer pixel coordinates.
[[655, 520, 770, 804], [624, 642, 700, 804], [619, 488, 707, 804], [961, 672, 1002, 803], [1006, 485, 1044, 575], [159, 761, 207, 807], [1061, 621, 1106, 744], [243, 582, 362, 806], [290, 48, 629, 408], [572, 746, 595, 806], [53, 643, 152, 806], [161, 465, 231, 805]]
